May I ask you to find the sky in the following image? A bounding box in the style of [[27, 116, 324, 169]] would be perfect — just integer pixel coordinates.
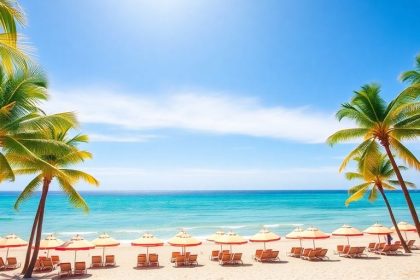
[[5, 0, 420, 191]]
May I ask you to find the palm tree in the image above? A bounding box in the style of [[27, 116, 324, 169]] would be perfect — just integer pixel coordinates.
[[400, 54, 420, 85], [0, 0, 28, 74], [8, 126, 99, 278], [0, 66, 78, 183], [345, 155, 415, 253], [327, 83, 420, 236]]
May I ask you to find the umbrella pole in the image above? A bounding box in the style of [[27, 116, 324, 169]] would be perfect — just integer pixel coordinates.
[[377, 235, 380, 243], [74, 250, 77, 265], [299, 239, 302, 248], [230, 244, 232, 253], [147, 247, 149, 260], [6, 248, 9, 259], [347, 236, 350, 245], [103, 247, 105, 261], [47, 249, 50, 258], [263, 242, 266, 250], [312, 239, 315, 249], [404, 231, 408, 241]]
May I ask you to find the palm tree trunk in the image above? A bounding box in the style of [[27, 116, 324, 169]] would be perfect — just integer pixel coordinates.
[[23, 178, 50, 279], [377, 185, 411, 253], [383, 144, 420, 237], [21, 202, 41, 274]]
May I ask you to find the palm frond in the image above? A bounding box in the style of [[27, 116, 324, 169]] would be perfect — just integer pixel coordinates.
[[56, 177, 89, 212], [345, 182, 371, 206], [0, 151, 14, 182], [389, 138, 420, 170], [326, 128, 369, 145], [60, 169, 99, 186], [13, 174, 43, 210]]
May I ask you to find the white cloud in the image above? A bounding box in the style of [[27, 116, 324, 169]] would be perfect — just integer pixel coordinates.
[[44, 87, 350, 143], [88, 133, 159, 143]]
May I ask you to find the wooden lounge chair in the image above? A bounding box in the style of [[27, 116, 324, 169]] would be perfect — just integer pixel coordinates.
[[0, 257, 5, 271], [375, 244, 395, 255], [367, 242, 376, 252], [187, 254, 198, 266], [219, 250, 230, 260], [42, 259, 55, 271], [34, 260, 43, 272], [74, 261, 87, 275], [219, 253, 232, 265], [303, 250, 318, 261], [341, 247, 358, 258], [91, 256, 103, 268], [335, 245, 344, 255], [171, 252, 180, 263], [51, 255, 60, 266], [288, 247, 303, 257], [175, 255, 186, 267], [254, 249, 263, 260], [300, 248, 311, 259], [149, 254, 159, 267], [39, 256, 47, 262], [316, 249, 329, 260], [407, 240, 419, 250], [137, 254, 147, 268], [6, 257, 20, 269], [210, 250, 220, 261], [256, 250, 271, 262], [58, 262, 72, 278], [270, 250, 280, 262], [356, 247, 367, 257], [231, 253, 243, 265], [105, 255, 116, 267]]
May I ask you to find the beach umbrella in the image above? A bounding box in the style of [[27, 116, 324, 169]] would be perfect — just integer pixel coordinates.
[[34, 234, 64, 257], [300, 227, 330, 248], [56, 235, 95, 263], [390, 221, 417, 240], [92, 233, 120, 260], [131, 233, 163, 258], [168, 230, 202, 255], [207, 230, 225, 250], [363, 223, 393, 242], [249, 228, 281, 250], [285, 227, 304, 247], [214, 231, 247, 252], [0, 234, 28, 259], [332, 224, 363, 245]]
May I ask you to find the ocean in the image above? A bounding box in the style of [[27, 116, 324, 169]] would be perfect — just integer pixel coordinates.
[[1, 190, 419, 242]]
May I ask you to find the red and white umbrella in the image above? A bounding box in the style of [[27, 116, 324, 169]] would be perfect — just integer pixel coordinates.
[[131, 233, 163, 257], [332, 224, 363, 245], [92, 233, 120, 260], [56, 235, 95, 263], [300, 227, 330, 248], [0, 234, 28, 258], [34, 234, 64, 257], [249, 228, 281, 250], [214, 231, 247, 252], [168, 230, 201, 254]]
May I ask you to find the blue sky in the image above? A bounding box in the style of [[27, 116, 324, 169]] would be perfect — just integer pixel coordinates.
[[7, 0, 419, 190]]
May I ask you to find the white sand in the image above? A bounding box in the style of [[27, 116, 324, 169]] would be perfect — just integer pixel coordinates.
[[2, 235, 420, 280]]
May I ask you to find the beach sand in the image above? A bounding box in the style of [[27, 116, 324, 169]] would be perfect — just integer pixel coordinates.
[[2, 235, 420, 280]]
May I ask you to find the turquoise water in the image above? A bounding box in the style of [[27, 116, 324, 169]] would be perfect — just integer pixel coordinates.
[[1, 190, 419, 242]]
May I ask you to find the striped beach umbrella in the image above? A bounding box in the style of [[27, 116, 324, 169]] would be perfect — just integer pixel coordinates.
[[332, 224, 363, 245], [249, 228, 281, 250], [214, 231, 247, 252], [391, 221, 417, 240], [132, 233, 163, 257], [364, 223, 393, 242], [168, 230, 201, 255], [56, 235, 95, 263], [0, 234, 28, 259], [285, 227, 304, 247], [207, 230, 225, 250], [35, 234, 64, 257], [300, 227, 330, 248], [92, 233, 120, 260]]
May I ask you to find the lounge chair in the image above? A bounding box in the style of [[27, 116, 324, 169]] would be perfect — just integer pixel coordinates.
[[187, 254, 198, 266], [335, 245, 344, 255], [105, 255, 116, 267], [219, 253, 232, 265], [51, 255, 60, 266], [231, 253, 243, 265], [394, 241, 401, 246], [91, 256, 103, 268], [316, 249, 329, 260], [407, 240, 419, 250], [175, 255, 186, 267], [253, 249, 263, 260], [58, 263, 72, 278], [367, 242, 376, 252], [137, 254, 147, 268], [375, 244, 401, 255], [149, 253, 159, 267], [303, 250, 318, 261], [341, 247, 359, 258], [39, 256, 47, 262], [74, 261, 87, 275], [210, 250, 220, 261], [356, 247, 367, 257], [42, 259, 55, 271], [219, 250, 230, 260], [171, 252, 180, 263], [270, 250, 280, 262], [34, 260, 43, 272], [288, 247, 302, 257], [300, 248, 311, 259], [256, 250, 271, 262], [6, 257, 20, 269], [0, 257, 5, 270]]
